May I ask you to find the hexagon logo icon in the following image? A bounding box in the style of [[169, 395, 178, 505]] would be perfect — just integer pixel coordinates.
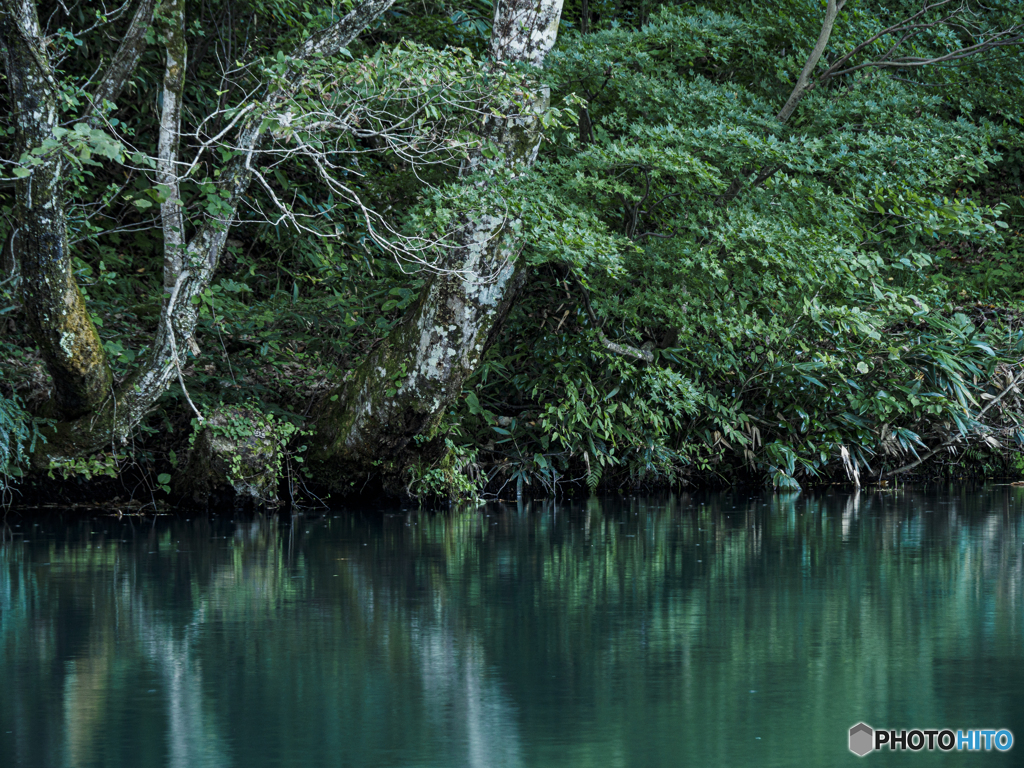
[[849, 723, 874, 757]]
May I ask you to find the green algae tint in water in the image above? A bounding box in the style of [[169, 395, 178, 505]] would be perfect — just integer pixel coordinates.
[[2, 488, 1024, 767]]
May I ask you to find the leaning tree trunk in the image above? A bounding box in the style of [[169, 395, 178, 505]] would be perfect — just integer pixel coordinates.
[[310, 0, 565, 494]]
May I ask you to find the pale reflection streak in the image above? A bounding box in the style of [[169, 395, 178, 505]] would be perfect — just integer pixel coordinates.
[[135, 613, 230, 768], [346, 523, 524, 768], [416, 624, 523, 768], [62, 646, 110, 768], [174, 515, 522, 768]]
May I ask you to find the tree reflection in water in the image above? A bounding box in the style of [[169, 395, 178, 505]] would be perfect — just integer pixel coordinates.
[[2, 488, 1024, 767]]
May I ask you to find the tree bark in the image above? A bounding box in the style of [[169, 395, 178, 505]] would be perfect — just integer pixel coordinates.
[[157, 0, 187, 292], [0, 2, 113, 419], [88, 0, 159, 116], [310, 0, 565, 494]]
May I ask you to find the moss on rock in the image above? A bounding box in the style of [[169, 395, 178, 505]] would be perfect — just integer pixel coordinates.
[[181, 407, 294, 507]]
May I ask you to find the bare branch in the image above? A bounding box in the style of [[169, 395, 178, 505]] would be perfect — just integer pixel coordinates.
[[824, 28, 1024, 78], [779, 0, 1023, 122], [183, 0, 398, 270], [777, 0, 848, 123], [87, 0, 157, 113], [817, 1, 1023, 85], [819, 0, 961, 80]]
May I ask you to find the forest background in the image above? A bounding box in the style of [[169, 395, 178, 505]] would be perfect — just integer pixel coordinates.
[[0, 0, 1022, 506]]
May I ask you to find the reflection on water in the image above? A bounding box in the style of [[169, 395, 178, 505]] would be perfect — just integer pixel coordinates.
[[2, 487, 1024, 767]]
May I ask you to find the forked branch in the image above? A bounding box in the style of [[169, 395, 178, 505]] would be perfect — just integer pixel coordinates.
[[779, 0, 1023, 123], [819, 0, 1022, 80]]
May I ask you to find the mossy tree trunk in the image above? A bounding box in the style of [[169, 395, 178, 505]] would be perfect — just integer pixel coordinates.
[[0, 5, 113, 419], [310, 0, 564, 494]]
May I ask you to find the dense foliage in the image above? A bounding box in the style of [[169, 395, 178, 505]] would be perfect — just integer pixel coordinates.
[[1, 0, 1023, 502], [473, 2, 1024, 491]]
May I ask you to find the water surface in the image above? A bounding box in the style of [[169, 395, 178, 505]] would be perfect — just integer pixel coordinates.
[[2, 488, 1024, 766]]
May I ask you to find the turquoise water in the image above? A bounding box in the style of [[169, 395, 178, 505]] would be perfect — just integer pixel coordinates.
[[2, 488, 1023, 766]]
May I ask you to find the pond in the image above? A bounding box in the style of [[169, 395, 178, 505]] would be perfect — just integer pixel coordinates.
[[2, 488, 1023, 767]]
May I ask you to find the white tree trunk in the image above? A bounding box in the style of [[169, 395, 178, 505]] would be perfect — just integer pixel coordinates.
[[312, 0, 565, 492]]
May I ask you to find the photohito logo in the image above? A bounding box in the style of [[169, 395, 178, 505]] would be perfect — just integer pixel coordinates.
[[849, 723, 1013, 756]]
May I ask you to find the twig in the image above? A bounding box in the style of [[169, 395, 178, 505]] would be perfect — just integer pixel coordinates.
[[570, 270, 654, 364], [885, 365, 1024, 477]]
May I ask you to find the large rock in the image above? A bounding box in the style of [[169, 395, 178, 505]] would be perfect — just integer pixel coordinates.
[[181, 406, 293, 507]]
